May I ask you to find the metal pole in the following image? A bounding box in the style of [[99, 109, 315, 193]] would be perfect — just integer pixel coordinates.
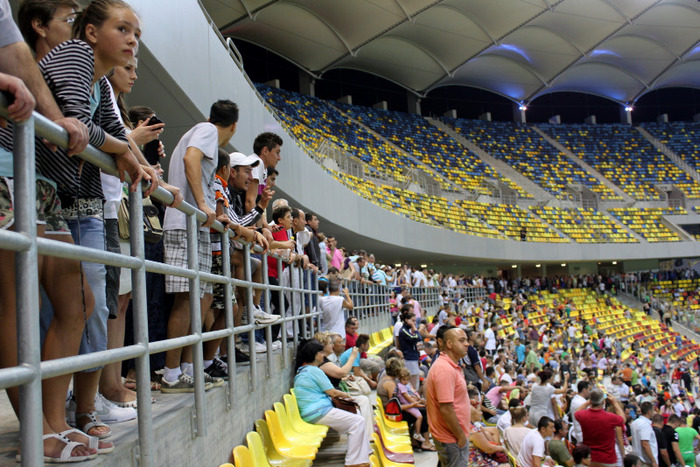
[[243, 243, 257, 391], [186, 213, 206, 436], [129, 186, 155, 467], [278, 257, 288, 368], [14, 116, 43, 467], [262, 253, 273, 374], [221, 232, 236, 408]]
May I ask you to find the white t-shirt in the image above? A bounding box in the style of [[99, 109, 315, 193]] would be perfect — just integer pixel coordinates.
[[101, 80, 125, 220], [630, 416, 657, 465], [319, 295, 346, 337], [163, 122, 219, 232], [484, 328, 497, 351], [569, 394, 587, 442], [518, 429, 545, 467], [393, 320, 403, 339], [250, 154, 267, 188]]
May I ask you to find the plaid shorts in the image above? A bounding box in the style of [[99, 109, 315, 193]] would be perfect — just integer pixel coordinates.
[[211, 253, 236, 310], [0, 177, 69, 233], [164, 229, 213, 297]]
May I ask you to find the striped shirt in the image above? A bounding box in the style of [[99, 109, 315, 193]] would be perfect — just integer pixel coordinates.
[[0, 40, 127, 199]]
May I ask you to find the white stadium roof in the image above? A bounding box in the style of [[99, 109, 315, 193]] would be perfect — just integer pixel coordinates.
[[203, 0, 700, 105]]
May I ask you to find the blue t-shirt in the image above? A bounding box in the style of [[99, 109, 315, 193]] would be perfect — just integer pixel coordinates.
[[339, 347, 361, 368], [516, 344, 526, 363], [293, 365, 333, 423]]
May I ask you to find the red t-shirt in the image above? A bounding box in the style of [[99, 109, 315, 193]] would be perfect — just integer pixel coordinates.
[[345, 332, 366, 358], [574, 408, 624, 463], [267, 229, 289, 279]]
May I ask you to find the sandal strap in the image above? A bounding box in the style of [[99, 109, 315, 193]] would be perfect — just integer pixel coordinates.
[[75, 411, 111, 438], [41, 433, 87, 462], [59, 429, 98, 451]]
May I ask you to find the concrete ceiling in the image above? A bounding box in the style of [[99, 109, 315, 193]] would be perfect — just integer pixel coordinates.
[[203, 0, 700, 105]]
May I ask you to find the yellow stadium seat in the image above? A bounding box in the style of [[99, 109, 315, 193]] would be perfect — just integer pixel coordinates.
[[233, 445, 253, 467], [273, 402, 324, 447], [246, 430, 311, 467], [254, 419, 312, 466], [371, 433, 414, 467], [264, 411, 317, 460], [283, 394, 328, 437]]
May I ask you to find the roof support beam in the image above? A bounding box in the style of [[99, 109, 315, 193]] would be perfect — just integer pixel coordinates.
[[600, 0, 631, 24], [643, 37, 700, 100], [288, 4, 355, 55], [393, 0, 413, 23], [523, 24, 586, 57]]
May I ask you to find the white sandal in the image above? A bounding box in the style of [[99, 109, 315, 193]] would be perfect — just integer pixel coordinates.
[[75, 411, 112, 439], [60, 429, 114, 454], [15, 433, 97, 463]]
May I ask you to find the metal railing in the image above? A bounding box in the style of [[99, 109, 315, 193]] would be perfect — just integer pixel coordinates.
[[0, 94, 350, 466]]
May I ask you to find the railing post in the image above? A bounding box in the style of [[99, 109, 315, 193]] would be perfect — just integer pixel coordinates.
[[129, 185, 155, 466], [221, 231, 236, 408], [186, 213, 207, 436], [261, 252, 273, 374], [13, 116, 43, 467], [243, 243, 257, 391], [278, 257, 288, 368]]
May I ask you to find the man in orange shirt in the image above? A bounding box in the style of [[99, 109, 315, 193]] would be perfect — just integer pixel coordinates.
[[426, 325, 471, 466]]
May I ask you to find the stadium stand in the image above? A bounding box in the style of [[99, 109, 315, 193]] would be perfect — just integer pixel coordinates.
[[540, 123, 700, 200], [334, 102, 531, 197], [642, 122, 700, 173], [609, 207, 686, 242], [530, 206, 638, 243], [443, 118, 621, 200]]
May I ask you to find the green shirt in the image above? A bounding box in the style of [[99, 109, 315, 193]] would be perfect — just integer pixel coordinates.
[[676, 426, 699, 454], [526, 350, 542, 370], [549, 439, 572, 466]]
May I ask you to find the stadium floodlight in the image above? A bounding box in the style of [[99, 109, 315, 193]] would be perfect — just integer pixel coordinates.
[[535, 264, 541, 268], [420, 264, 428, 268], [394, 263, 401, 267], [519, 104, 527, 111], [512, 264, 517, 268], [561, 263, 566, 267], [612, 261, 617, 265], [624, 105, 633, 112]]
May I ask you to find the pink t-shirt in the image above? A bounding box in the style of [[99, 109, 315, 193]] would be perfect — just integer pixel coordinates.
[[329, 247, 343, 270], [486, 386, 504, 409], [426, 353, 470, 443]]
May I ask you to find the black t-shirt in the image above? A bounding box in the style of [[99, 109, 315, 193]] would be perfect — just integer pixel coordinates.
[[320, 357, 342, 388], [662, 424, 680, 466]]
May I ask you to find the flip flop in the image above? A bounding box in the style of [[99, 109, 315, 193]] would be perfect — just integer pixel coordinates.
[[15, 433, 97, 463], [75, 411, 112, 439], [60, 429, 114, 455]]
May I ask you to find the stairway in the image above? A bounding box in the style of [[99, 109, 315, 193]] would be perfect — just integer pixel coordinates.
[[426, 117, 552, 202], [531, 126, 635, 203], [636, 126, 700, 184], [599, 211, 647, 243]]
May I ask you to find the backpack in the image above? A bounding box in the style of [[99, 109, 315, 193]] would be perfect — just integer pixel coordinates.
[[384, 387, 403, 422]]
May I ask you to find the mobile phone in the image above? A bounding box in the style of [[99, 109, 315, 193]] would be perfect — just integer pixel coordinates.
[[147, 115, 163, 126]]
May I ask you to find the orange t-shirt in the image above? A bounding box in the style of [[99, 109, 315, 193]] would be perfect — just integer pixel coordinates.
[[622, 367, 632, 382], [425, 353, 470, 443]]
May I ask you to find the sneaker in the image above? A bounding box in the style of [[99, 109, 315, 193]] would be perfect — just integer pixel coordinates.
[[203, 372, 225, 388], [271, 340, 282, 351], [236, 342, 250, 354], [161, 373, 213, 394], [204, 357, 229, 380], [234, 348, 251, 365], [252, 306, 281, 324], [94, 393, 137, 423], [66, 394, 76, 426], [255, 342, 268, 353]]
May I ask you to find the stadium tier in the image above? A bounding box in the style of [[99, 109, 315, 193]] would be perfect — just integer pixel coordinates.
[[443, 118, 621, 200], [529, 206, 638, 243], [609, 207, 686, 242], [334, 102, 531, 197], [540, 123, 700, 200], [642, 122, 700, 173], [257, 83, 430, 185]]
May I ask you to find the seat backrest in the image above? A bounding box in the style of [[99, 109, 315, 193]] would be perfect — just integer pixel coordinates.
[[265, 410, 285, 445], [369, 453, 381, 467], [246, 431, 272, 467], [283, 394, 301, 422], [254, 419, 275, 455], [273, 402, 293, 432], [233, 446, 253, 467]]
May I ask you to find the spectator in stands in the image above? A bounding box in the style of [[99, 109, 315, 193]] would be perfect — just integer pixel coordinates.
[[0, 0, 91, 460], [675, 416, 700, 467], [319, 279, 353, 336], [326, 333, 345, 365], [660, 414, 682, 467], [529, 370, 568, 426], [570, 380, 591, 445], [467, 389, 509, 466], [575, 389, 625, 467], [503, 406, 531, 456], [651, 415, 669, 467], [517, 416, 555, 467], [161, 99, 242, 392], [624, 454, 642, 467], [245, 132, 281, 216], [426, 325, 470, 464], [573, 445, 592, 467], [345, 316, 383, 381], [397, 308, 422, 390], [549, 419, 574, 467], [631, 401, 658, 467], [396, 367, 428, 445], [293, 339, 370, 467], [339, 334, 376, 390]]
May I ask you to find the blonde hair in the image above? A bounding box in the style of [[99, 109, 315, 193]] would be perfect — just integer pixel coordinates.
[[313, 331, 332, 346]]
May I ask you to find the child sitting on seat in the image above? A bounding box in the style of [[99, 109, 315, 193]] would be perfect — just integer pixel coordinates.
[[397, 368, 427, 443]]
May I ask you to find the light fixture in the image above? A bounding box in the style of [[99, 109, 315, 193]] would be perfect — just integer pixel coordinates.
[[561, 263, 567, 267], [420, 264, 427, 268], [612, 261, 617, 265], [519, 104, 527, 111], [394, 263, 401, 267], [512, 264, 517, 268], [625, 105, 633, 112], [535, 264, 541, 268]]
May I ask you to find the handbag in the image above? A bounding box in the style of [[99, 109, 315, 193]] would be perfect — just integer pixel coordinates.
[[118, 190, 163, 243], [331, 396, 358, 414], [345, 376, 371, 396]]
